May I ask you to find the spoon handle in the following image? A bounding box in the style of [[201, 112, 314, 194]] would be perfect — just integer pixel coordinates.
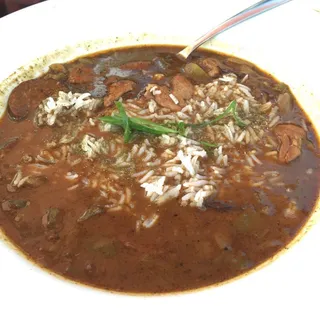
[[177, 0, 293, 60]]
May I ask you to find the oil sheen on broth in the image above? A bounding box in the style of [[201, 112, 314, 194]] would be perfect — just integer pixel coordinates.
[[0, 46, 319, 294]]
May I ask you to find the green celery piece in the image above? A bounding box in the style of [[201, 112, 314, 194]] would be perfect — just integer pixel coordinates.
[[184, 63, 211, 83]]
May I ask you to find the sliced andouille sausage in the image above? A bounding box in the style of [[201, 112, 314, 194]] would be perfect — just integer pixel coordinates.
[[8, 78, 66, 121], [104, 80, 136, 107], [274, 123, 306, 163]]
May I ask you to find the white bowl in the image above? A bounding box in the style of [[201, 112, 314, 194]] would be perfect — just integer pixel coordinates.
[[0, 0, 320, 319]]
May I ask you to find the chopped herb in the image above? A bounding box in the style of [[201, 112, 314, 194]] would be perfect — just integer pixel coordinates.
[[116, 101, 131, 143], [129, 117, 178, 135], [232, 103, 246, 128], [100, 102, 178, 141], [100, 101, 245, 145], [190, 100, 246, 129], [200, 141, 218, 148], [177, 122, 187, 136]]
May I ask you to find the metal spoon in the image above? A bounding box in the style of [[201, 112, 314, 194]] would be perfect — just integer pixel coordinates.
[[177, 0, 292, 61]]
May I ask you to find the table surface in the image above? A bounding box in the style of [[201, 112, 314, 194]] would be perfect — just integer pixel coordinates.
[[0, 0, 46, 17]]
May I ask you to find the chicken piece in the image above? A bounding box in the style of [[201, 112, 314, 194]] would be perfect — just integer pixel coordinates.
[[104, 80, 136, 107], [145, 84, 181, 111], [198, 57, 221, 78], [274, 123, 306, 163], [68, 64, 95, 84], [171, 74, 194, 102], [135, 96, 148, 107], [119, 61, 151, 70]]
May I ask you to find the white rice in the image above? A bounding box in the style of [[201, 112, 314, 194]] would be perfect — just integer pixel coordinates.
[[139, 170, 155, 183], [24, 69, 289, 228]]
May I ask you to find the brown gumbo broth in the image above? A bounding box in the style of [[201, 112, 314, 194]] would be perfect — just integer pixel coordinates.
[[0, 46, 319, 293]]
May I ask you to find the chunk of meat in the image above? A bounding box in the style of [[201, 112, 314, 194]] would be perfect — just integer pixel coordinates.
[[103, 76, 120, 86], [8, 78, 66, 121], [274, 124, 305, 140], [68, 64, 95, 84], [104, 80, 136, 107], [119, 61, 151, 70], [274, 124, 306, 163], [198, 57, 221, 78], [135, 96, 148, 107], [145, 84, 181, 111], [171, 74, 194, 102]]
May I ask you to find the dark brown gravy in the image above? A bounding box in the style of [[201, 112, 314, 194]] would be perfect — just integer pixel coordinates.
[[0, 46, 319, 293]]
